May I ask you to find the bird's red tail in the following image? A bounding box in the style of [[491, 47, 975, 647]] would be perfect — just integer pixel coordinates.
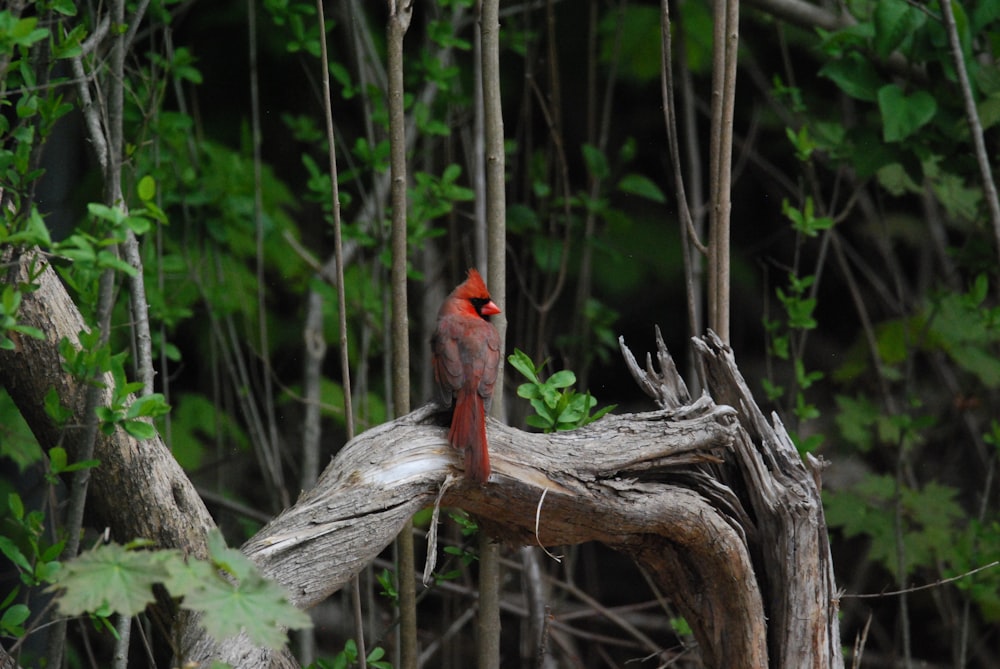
[[449, 387, 491, 483]]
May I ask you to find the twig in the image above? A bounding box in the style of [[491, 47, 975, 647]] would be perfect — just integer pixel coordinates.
[[850, 612, 871, 669], [659, 0, 706, 256], [534, 488, 563, 562], [318, 0, 363, 665], [423, 474, 458, 586], [840, 560, 1000, 599], [247, 0, 288, 510], [938, 0, 1000, 268]]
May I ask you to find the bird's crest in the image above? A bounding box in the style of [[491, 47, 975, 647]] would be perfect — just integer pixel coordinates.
[[457, 268, 490, 300]]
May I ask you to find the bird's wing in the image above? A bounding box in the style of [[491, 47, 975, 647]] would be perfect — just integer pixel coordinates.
[[431, 315, 467, 396]]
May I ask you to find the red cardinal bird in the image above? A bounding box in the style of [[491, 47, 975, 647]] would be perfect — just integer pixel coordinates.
[[431, 268, 502, 483]]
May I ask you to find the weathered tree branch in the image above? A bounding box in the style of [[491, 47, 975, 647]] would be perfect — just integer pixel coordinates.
[[0, 248, 300, 668], [0, 249, 216, 556], [694, 333, 843, 668], [2, 248, 842, 668], [179, 401, 764, 668]]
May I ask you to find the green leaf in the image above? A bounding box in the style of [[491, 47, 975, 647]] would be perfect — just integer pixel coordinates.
[[34, 558, 61, 584], [617, 173, 666, 203], [96, 250, 139, 276], [137, 175, 156, 202], [531, 235, 565, 273], [835, 395, 879, 452], [526, 414, 554, 430], [508, 349, 540, 384], [516, 383, 541, 400], [376, 569, 397, 600], [586, 404, 616, 425], [670, 616, 692, 637], [947, 344, 1000, 388], [50, 0, 78, 15], [9, 18, 49, 47], [8, 492, 24, 521], [819, 52, 882, 102], [873, 0, 926, 59], [581, 144, 609, 180], [506, 204, 540, 234], [1, 604, 29, 635], [878, 85, 937, 142], [547, 370, 577, 389], [180, 533, 312, 649], [0, 537, 32, 576], [51, 542, 171, 617], [43, 388, 71, 427], [528, 398, 557, 423], [606, 6, 663, 82], [126, 393, 171, 419], [86, 202, 127, 226], [123, 420, 157, 440], [556, 404, 586, 427], [48, 446, 68, 473]]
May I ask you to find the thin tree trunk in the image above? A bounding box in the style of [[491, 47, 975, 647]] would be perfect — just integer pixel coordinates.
[[480, 0, 506, 666], [386, 2, 418, 667], [707, 0, 739, 343]]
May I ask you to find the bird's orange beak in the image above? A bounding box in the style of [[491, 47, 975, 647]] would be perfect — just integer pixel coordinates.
[[481, 299, 501, 316]]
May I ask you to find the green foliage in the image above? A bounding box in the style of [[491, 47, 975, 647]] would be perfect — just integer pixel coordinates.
[[52, 531, 311, 650], [823, 278, 1000, 621], [762, 247, 825, 447], [447, 509, 478, 537], [0, 596, 29, 638], [781, 197, 833, 238], [0, 390, 43, 472], [95, 353, 170, 439], [376, 568, 398, 603], [263, 0, 321, 57], [669, 615, 692, 638], [600, 5, 664, 83], [57, 333, 170, 439], [925, 275, 1000, 388], [53, 539, 166, 617], [508, 349, 615, 432], [0, 488, 63, 654], [430, 512, 479, 585], [311, 638, 392, 669], [948, 519, 1000, 621], [0, 284, 44, 350], [46, 447, 99, 482], [179, 532, 312, 648], [0, 492, 63, 588], [813, 0, 993, 204], [164, 393, 251, 471], [825, 475, 964, 579]]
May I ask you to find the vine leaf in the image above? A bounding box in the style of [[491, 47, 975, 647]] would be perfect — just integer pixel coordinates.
[[878, 84, 937, 142]]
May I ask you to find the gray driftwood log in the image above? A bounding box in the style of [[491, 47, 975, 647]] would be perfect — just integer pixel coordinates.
[[1, 250, 843, 668]]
